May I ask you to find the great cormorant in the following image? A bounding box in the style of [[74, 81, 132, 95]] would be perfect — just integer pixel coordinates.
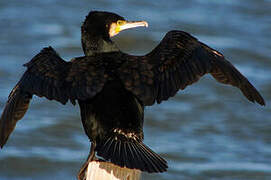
[[0, 11, 265, 179]]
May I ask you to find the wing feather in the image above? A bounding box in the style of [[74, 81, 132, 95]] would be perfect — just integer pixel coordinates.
[[118, 30, 265, 106], [0, 46, 107, 148]]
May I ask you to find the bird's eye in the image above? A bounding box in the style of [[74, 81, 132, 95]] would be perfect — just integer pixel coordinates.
[[117, 20, 125, 26]]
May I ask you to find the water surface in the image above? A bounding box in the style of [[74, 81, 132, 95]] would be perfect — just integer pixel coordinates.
[[0, 0, 271, 179]]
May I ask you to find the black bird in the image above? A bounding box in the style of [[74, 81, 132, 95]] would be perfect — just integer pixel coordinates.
[[0, 11, 265, 179]]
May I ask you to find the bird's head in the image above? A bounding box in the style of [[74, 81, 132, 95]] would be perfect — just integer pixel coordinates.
[[81, 11, 148, 55], [82, 11, 148, 38]]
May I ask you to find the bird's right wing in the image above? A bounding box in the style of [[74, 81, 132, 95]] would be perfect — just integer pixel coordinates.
[[118, 31, 265, 106], [0, 47, 107, 148]]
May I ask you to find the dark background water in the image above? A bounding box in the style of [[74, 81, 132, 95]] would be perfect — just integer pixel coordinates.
[[1, 0, 271, 179]]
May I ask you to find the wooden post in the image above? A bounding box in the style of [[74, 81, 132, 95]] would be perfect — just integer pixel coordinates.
[[85, 160, 141, 180]]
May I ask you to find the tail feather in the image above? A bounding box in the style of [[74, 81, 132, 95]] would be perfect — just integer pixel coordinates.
[[138, 142, 167, 172], [136, 142, 161, 172], [95, 134, 168, 173], [129, 142, 147, 171]]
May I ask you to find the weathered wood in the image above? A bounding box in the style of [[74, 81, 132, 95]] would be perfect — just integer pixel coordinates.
[[85, 161, 141, 180]]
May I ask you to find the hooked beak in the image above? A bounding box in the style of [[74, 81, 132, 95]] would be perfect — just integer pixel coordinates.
[[119, 21, 148, 31], [109, 20, 148, 37]]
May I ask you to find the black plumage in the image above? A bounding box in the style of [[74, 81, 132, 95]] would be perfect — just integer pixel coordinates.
[[0, 11, 265, 179]]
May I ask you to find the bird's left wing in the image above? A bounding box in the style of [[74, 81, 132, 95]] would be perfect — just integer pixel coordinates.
[[118, 30, 265, 106], [0, 47, 107, 148]]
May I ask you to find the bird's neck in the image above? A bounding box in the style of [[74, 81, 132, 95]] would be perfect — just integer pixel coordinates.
[[81, 34, 119, 56]]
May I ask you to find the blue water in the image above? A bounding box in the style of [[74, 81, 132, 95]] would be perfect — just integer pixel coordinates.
[[0, 0, 271, 179]]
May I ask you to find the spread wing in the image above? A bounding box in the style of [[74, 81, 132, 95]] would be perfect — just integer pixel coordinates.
[[0, 47, 107, 148], [118, 30, 265, 106]]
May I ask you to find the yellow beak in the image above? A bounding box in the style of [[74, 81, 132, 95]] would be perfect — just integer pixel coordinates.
[[109, 20, 148, 37], [119, 21, 148, 31]]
